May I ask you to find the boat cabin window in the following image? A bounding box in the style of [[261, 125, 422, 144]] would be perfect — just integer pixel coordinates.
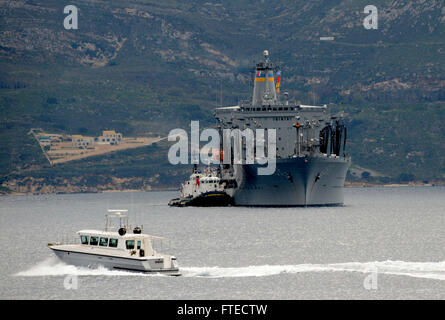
[[109, 238, 118, 248], [126, 240, 135, 250], [99, 237, 108, 247], [89, 236, 99, 245], [80, 235, 89, 245], [137, 241, 141, 250]]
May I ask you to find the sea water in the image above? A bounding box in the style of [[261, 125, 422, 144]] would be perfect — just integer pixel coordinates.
[[1, 187, 445, 299]]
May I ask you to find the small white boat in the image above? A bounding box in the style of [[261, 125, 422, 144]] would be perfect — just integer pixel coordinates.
[[48, 210, 180, 276]]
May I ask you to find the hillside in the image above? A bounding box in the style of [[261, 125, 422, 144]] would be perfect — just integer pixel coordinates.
[[1, 0, 444, 193]]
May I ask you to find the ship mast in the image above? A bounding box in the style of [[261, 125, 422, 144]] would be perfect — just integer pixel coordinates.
[[252, 50, 279, 106]]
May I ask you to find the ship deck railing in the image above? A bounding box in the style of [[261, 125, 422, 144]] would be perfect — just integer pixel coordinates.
[[48, 234, 81, 246]]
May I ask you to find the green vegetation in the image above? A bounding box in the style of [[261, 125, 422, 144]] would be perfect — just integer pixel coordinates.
[[1, 0, 444, 193]]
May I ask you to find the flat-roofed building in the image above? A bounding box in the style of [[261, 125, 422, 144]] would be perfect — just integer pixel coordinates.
[[96, 130, 123, 145], [72, 135, 94, 148]]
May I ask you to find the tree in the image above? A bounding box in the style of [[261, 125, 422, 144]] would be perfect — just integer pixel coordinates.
[[361, 171, 371, 180], [398, 173, 415, 183]]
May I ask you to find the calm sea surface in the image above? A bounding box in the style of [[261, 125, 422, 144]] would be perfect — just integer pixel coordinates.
[[1, 187, 445, 299]]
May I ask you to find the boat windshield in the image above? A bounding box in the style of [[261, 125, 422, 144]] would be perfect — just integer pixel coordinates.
[[109, 238, 118, 248], [99, 237, 108, 247], [80, 235, 89, 245], [126, 240, 135, 249], [90, 236, 99, 245]]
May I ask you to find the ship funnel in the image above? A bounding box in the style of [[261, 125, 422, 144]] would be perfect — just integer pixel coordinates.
[[252, 50, 278, 106]]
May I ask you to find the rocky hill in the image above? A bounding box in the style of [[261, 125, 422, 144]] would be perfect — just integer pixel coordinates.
[[1, 0, 444, 193]]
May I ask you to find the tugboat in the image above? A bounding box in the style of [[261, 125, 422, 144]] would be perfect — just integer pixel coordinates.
[[48, 210, 180, 275], [169, 165, 234, 207]]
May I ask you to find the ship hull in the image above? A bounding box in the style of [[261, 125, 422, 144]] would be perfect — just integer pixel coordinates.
[[49, 246, 180, 275], [183, 191, 233, 207], [228, 156, 351, 206], [169, 191, 234, 207]]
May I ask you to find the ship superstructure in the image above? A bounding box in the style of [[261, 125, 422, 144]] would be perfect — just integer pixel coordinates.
[[214, 51, 351, 206]]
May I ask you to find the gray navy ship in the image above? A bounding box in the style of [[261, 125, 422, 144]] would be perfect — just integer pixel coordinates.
[[214, 50, 351, 206]]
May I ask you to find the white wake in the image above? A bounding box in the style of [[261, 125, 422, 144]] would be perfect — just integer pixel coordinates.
[[14, 258, 445, 281], [182, 261, 445, 280], [14, 258, 162, 277]]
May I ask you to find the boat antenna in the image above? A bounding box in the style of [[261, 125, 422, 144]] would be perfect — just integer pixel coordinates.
[[131, 191, 136, 229], [215, 81, 218, 108], [220, 80, 223, 107]]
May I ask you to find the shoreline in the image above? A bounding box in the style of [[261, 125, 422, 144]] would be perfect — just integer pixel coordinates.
[[1, 182, 444, 197], [0, 187, 181, 197], [343, 181, 445, 188]]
